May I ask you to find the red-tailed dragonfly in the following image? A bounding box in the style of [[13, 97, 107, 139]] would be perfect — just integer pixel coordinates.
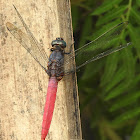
[[6, 5, 131, 140]]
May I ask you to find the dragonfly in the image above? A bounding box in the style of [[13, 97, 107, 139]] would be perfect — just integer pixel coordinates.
[[6, 5, 131, 140]]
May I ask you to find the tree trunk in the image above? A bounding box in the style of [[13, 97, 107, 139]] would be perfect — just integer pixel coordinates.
[[0, 0, 82, 140]]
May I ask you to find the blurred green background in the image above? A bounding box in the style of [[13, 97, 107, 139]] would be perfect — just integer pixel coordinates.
[[71, 0, 140, 140]]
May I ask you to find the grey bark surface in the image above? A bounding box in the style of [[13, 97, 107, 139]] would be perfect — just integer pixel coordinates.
[[0, 0, 82, 140]]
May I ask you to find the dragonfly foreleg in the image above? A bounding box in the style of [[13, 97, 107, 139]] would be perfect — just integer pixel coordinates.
[[64, 41, 75, 54]]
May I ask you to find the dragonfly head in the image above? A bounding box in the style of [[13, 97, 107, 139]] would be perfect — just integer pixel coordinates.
[[51, 37, 66, 48]]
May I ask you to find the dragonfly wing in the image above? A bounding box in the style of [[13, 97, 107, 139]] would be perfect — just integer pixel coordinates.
[[63, 21, 130, 72], [6, 7, 48, 71], [76, 42, 132, 70], [62, 42, 132, 76], [6, 22, 48, 71]]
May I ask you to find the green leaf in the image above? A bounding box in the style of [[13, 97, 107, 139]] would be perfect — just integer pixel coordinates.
[[71, 0, 140, 139], [103, 66, 126, 92], [136, 0, 140, 6], [104, 44, 134, 101], [131, 120, 140, 140], [121, 45, 135, 82], [130, 8, 140, 25], [112, 107, 140, 124], [101, 53, 118, 86], [128, 75, 140, 91], [81, 61, 102, 81], [128, 25, 140, 58], [87, 19, 121, 41], [78, 16, 93, 48], [104, 80, 130, 101], [96, 6, 128, 26], [91, 0, 122, 15], [109, 91, 140, 112]]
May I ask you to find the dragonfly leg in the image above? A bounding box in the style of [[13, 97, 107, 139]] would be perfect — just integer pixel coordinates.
[[64, 41, 75, 54], [56, 72, 64, 81]]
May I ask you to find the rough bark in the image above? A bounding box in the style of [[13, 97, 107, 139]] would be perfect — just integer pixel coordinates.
[[0, 0, 82, 140]]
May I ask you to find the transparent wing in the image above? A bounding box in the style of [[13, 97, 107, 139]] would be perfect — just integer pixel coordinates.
[[63, 21, 131, 73], [63, 42, 131, 76], [6, 6, 48, 71], [75, 42, 131, 70]]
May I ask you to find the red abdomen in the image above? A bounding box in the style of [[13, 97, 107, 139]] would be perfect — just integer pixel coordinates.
[[41, 77, 58, 140]]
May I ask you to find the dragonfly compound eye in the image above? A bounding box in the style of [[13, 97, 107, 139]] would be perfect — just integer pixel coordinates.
[[56, 37, 63, 40], [51, 38, 66, 48]]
